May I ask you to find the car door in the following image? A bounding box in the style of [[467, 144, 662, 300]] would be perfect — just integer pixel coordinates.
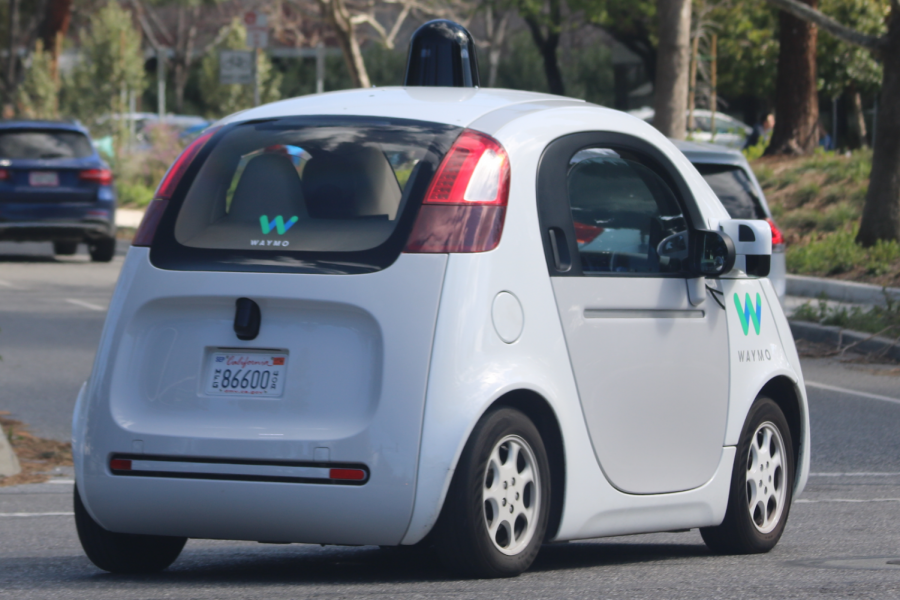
[[537, 132, 729, 495]]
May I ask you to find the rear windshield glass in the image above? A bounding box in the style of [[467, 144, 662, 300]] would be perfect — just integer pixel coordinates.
[[695, 164, 766, 220], [0, 130, 94, 159], [173, 118, 458, 256]]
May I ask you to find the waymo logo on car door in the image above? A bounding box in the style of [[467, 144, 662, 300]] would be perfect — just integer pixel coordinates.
[[250, 215, 298, 247], [734, 293, 763, 335]]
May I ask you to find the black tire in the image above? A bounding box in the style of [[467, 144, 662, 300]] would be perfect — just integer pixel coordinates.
[[53, 241, 78, 255], [433, 407, 551, 578], [74, 485, 187, 573], [701, 396, 795, 554], [88, 237, 116, 262]]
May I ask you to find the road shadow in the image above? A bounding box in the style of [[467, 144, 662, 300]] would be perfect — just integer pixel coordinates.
[[0, 539, 714, 589]]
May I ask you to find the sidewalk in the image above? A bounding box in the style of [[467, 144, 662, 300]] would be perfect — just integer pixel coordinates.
[[783, 275, 900, 361], [115, 208, 145, 229]]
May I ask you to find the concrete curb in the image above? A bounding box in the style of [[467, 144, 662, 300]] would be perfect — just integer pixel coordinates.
[[787, 274, 900, 307], [0, 428, 21, 477], [789, 320, 900, 361]]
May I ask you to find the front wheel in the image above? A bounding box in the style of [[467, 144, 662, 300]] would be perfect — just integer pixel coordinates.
[[433, 407, 551, 578], [701, 396, 795, 554], [74, 485, 187, 573]]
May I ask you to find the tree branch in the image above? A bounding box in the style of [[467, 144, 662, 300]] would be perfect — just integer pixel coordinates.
[[764, 0, 886, 51]]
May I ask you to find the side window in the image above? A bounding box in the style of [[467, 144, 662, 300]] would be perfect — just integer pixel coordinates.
[[566, 148, 688, 275]]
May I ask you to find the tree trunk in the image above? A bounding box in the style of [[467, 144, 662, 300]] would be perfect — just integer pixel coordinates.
[[6, 0, 19, 107], [40, 0, 71, 58], [318, 0, 370, 88], [523, 0, 564, 96], [846, 86, 867, 149], [856, 17, 900, 245], [765, 0, 820, 155], [653, 0, 691, 139]]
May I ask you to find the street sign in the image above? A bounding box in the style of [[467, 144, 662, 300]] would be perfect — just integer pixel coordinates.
[[219, 49, 254, 85], [244, 10, 269, 49]]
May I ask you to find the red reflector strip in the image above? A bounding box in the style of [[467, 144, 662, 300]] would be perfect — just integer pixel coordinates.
[[329, 468, 366, 481], [110, 458, 132, 471]]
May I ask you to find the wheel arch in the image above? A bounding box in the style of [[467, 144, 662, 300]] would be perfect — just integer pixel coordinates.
[[758, 375, 804, 490], [490, 388, 566, 541]]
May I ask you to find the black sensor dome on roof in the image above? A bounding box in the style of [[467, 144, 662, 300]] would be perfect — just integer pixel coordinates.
[[404, 20, 480, 88]]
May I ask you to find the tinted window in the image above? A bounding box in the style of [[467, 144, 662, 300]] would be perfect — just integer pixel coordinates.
[[567, 148, 687, 274], [0, 130, 94, 159], [696, 164, 766, 220]]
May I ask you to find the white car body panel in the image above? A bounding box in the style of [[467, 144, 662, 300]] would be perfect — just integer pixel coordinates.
[[76, 87, 809, 550]]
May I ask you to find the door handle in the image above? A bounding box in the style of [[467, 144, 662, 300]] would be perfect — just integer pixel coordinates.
[[548, 227, 571, 272]]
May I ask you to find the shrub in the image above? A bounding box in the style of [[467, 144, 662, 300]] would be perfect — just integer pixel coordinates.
[[787, 227, 900, 276], [116, 181, 154, 207]]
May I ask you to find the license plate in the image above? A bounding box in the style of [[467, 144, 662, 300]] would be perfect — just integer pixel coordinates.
[[204, 351, 288, 397], [29, 171, 59, 187]]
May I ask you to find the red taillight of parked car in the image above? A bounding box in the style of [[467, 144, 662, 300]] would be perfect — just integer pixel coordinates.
[[766, 217, 785, 248], [0, 169, 8, 180], [404, 129, 510, 253], [79, 168, 113, 186], [133, 127, 219, 247]]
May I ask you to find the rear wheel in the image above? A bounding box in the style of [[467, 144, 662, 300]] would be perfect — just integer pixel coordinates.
[[701, 396, 794, 554], [88, 237, 116, 262], [74, 485, 186, 573], [433, 408, 551, 578], [53, 241, 78, 255]]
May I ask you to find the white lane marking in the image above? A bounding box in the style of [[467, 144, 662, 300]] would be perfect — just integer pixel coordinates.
[[810, 472, 900, 477], [0, 278, 17, 288], [47, 479, 75, 484], [0, 512, 74, 518], [65, 298, 106, 312], [796, 498, 900, 504], [806, 381, 900, 405]]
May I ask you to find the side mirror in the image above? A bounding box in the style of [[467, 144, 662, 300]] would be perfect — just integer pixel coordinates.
[[718, 219, 772, 277], [657, 231, 689, 261], [692, 229, 735, 278]]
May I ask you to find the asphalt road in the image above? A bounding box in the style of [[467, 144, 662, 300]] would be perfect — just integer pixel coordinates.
[[2, 241, 900, 598]]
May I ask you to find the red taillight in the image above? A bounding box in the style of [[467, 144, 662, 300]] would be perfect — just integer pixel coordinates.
[[110, 458, 132, 471], [79, 168, 113, 186], [766, 217, 785, 247], [132, 127, 219, 247], [405, 129, 510, 253], [0, 169, 8, 180], [329, 468, 366, 481]]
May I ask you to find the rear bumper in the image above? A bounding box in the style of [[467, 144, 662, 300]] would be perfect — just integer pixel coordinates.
[[78, 469, 403, 545], [0, 220, 115, 241]]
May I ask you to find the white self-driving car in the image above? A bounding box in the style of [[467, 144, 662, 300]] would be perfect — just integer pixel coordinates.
[[73, 29, 808, 579]]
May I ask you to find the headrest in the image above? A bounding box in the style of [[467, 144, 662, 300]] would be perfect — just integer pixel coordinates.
[[229, 153, 307, 220]]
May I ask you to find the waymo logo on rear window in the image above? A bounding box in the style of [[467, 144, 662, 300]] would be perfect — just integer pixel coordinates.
[[734, 293, 763, 336], [259, 215, 298, 235]]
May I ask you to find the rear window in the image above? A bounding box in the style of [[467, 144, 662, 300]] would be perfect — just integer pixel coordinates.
[[695, 164, 766, 220], [0, 130, 94, 159], [154, 116, 460, 274]]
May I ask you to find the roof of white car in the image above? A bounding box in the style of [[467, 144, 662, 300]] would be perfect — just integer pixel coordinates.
[[220, 87, 587, 129]]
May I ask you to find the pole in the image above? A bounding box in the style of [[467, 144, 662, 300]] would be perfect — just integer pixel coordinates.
[[316, 42, 325, 94], [872, 96, 878, 149], [253, 47, 260, 107], [157, 48, 166, 119], [832, 97, 838, 151], [710, 34, 717, 143], [688, 35, 699, 134], [128, 90, 136, 149]]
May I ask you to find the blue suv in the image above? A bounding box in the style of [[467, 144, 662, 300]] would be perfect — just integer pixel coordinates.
[[0, 120, 117, 261]]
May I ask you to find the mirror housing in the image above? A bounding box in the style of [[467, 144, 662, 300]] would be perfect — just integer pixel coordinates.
[[691, 229, 735, 278], [718, 219, 772, 277]]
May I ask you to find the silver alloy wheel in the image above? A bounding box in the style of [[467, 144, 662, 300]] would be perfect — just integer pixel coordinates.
[[482, 434, 541, 556], [746, 421, 787, 534]]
